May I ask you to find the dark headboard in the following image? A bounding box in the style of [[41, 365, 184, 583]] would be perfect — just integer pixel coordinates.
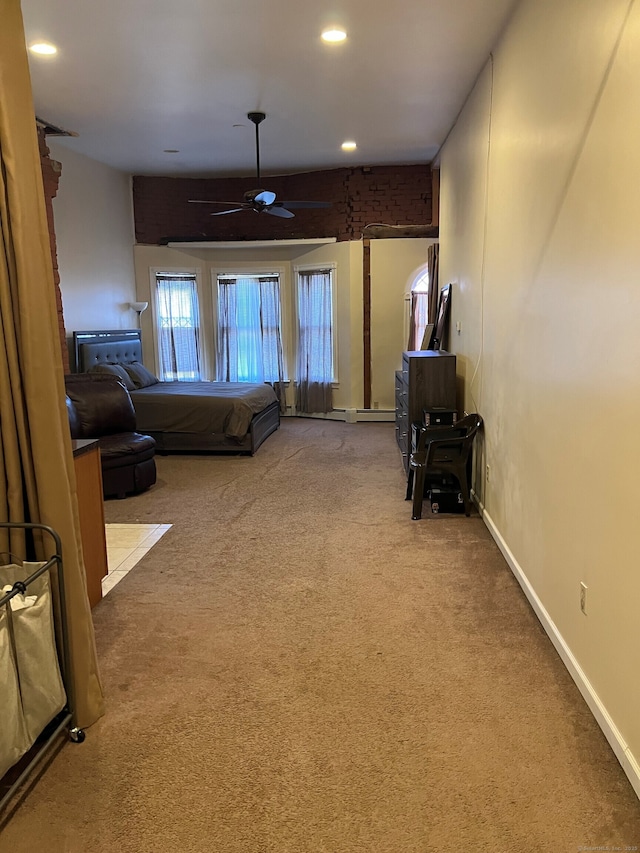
[[72, 329, 141, 373], [79, 340, 143, 372]]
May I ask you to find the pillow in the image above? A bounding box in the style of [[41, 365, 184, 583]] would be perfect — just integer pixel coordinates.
[[87, 362, 135, 391], [123, 361, 160, 389]]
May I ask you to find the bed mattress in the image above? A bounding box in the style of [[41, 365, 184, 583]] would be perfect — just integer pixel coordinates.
[[130, 381, 278, 439]]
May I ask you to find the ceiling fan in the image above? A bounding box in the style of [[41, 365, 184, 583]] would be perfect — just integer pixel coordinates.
[[189, 112, 332, 219]]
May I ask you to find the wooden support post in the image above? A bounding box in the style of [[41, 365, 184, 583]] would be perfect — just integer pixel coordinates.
[[431, 168, 440, 227], [363, 238, 371, 409]]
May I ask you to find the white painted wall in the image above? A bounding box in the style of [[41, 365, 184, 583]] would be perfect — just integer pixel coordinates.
[[439, 0, 640, 795], [48, 141, 136, 335]]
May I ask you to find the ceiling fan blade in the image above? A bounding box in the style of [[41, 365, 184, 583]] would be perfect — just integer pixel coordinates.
[[276, 200, 332, 209], [189, 199, 249, 206], [210, 208, 246, 216], [254, 190, 276, 205], [265, 206, 295, 219]]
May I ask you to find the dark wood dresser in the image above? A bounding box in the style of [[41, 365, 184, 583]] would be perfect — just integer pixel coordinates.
[[395, 350, 457, 471]]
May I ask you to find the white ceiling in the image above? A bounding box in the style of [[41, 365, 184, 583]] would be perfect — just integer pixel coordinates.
[[21, 0, 518, 178]]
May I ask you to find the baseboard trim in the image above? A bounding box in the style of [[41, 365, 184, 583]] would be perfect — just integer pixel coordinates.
[[472, 491, 640, 801], [285, 408, 395, 423]]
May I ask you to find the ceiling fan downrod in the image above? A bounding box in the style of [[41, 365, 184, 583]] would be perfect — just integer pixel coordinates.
[[188, 110, 331, 218], [247, 112, 266, 183]]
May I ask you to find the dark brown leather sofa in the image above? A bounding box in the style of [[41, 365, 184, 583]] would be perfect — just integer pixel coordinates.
[[65, 373, 157, 500]]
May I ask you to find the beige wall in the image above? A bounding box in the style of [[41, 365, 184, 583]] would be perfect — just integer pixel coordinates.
[[370, 239, 436, 410], [134, 239, 428, 413], [439, 0, 640, 795], [48, 141, 136, 334]]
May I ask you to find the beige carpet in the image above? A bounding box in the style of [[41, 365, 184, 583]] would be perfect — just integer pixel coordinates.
[[2, 419, 639, 851]]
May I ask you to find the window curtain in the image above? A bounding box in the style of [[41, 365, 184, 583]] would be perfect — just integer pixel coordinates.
[[407, 293, 418, 350], [0, 1, 103, 728], [217, 276, 286, 410], [427, 243, 440, 324], [258, 277, 287, 412], [216, 279, 237, 381], [296, 270, 333, 414], [155, 275, 201, 381], [407, 290, 430, 350]]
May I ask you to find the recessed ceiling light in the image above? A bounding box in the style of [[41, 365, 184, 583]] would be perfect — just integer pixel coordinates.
[[341, 141, 357, 151], [321, 28, 347, 43], [30, 42, 58, 55]]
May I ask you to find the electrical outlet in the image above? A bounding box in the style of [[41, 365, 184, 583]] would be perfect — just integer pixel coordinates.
[[373, 401, 379, 410], [580, 581, 588, 615], [486, 464, 490, 482]]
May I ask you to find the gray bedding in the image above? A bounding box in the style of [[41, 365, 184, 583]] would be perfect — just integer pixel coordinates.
[[130, 381, 278, 439]]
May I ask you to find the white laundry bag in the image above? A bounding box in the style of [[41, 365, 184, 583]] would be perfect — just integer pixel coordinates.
[[0, 603, 30, 778], [0, 562, 67, 747]]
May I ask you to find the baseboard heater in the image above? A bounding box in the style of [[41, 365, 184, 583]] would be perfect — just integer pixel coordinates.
[[284, 407, 394, 423]]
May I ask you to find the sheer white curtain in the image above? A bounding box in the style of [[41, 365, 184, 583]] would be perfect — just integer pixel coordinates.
[[408, 269, 430, 350], [427, 243, 440, 325], [217, 277, 263, 381], [296, 269, 333, 414], [155, 275, 201, 381], [259, 277, 286, 401], [216, 277, 286, 405]]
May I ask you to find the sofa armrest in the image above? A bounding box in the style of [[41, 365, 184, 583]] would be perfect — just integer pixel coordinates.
[[66, 395, 82, 439]]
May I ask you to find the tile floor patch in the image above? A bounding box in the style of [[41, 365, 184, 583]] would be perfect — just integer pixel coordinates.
[[103, 523, 171, 596]]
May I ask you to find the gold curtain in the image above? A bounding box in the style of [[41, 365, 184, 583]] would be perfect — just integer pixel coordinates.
[[0, 0, 104, 727]]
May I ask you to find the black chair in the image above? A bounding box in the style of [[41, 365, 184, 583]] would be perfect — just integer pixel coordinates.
[[406, 413, 483, 520]]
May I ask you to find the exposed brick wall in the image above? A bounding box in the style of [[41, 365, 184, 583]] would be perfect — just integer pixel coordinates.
[[133, 164, 433, 245], [38, 129, 69, 372]]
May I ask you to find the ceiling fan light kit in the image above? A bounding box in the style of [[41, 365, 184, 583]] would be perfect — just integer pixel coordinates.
[[189, 112, 331, 219]]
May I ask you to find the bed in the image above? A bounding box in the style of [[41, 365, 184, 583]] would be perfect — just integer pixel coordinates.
[[75, 333, 280, 455]]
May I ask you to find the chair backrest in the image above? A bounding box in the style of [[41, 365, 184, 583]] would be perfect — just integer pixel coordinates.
[[425, 413, 483, 467], [64, 373, 137, 438], [450, 412, 482, 443]]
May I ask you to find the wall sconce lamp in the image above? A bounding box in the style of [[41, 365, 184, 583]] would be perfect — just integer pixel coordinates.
[[129, 301, 148, 327]]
